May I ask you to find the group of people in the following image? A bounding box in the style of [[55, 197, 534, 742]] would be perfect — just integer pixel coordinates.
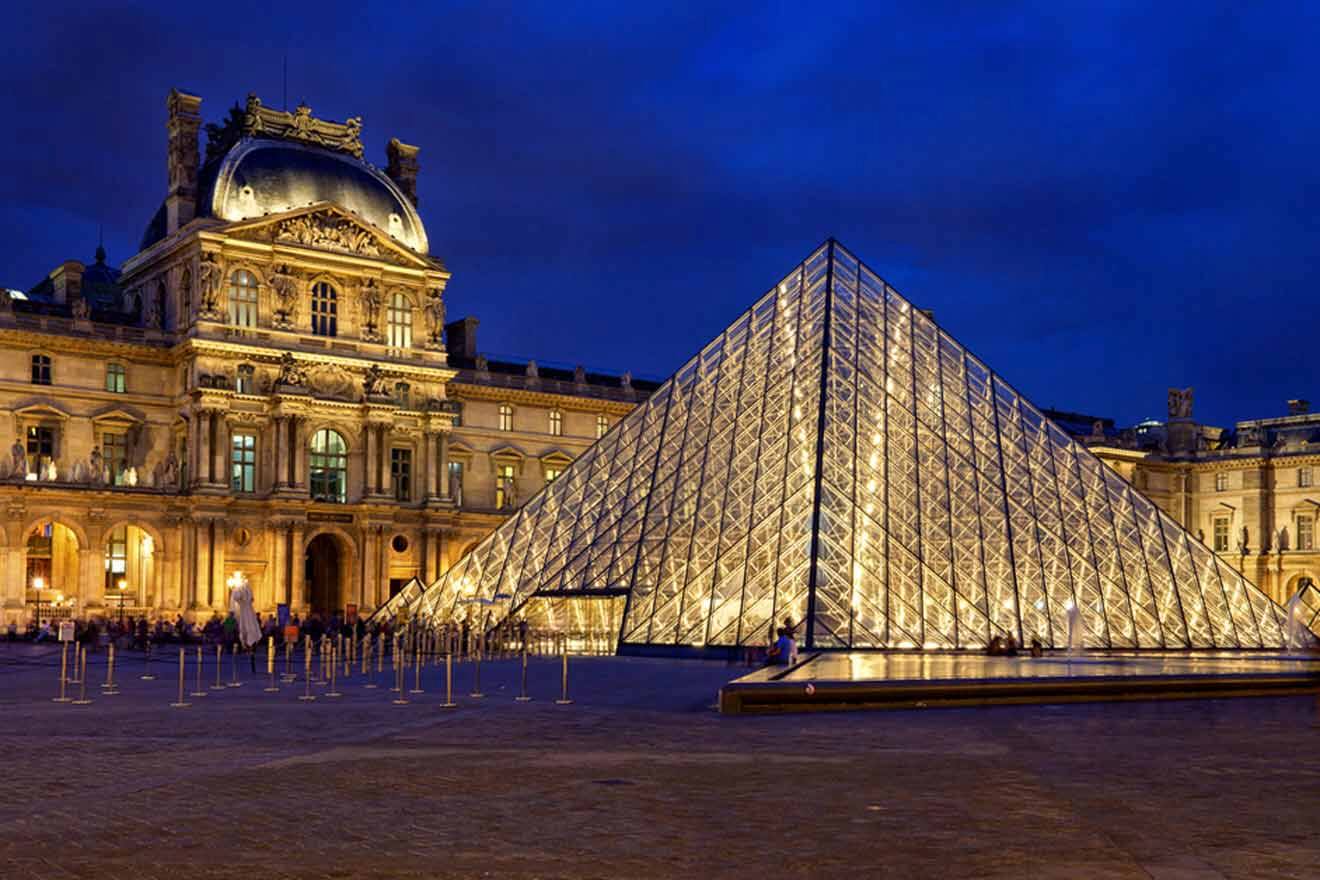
[[986, 634, 1045, 658]]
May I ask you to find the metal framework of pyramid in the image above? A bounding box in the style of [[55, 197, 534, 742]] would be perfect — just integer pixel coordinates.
[[387, 241, 1296, 651]]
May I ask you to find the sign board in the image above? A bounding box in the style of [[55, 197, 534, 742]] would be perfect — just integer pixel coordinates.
[[307, 512, 354, 524], [58, 622, 75, 642]]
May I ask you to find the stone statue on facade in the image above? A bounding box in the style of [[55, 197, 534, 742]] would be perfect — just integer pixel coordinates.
[[269, 263, 299, 327], [71, 296, 90, 320], [500, 475, 517, 510], [526, 360, 539, 379], [1166, 387, 1194, 420], [89, 446, 104, 485], [144, 296, 162, 329], [363, 364, 389, 398], [621, 371, 633, 391], [422, 289, 445, 347], [448, 465, 463, 505], [356, 279, 383, 340], [10, 438, 26, 478], [573, 365, 586, 385], [1237, 526, 1249, 555], [474, 354, 489, 374], [0, 288, 12, 313], [276, 352, 306, 388], [163, 450, 179, 488], [197, 254, 222, 315]]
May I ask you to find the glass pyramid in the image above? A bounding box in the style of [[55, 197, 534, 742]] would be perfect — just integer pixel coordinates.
[[388, 241, 1297, 650]]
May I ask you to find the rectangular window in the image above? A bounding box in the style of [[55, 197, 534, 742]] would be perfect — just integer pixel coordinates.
[[26, 426, 55, 473], [230, 433, 256, 493], [1299, 515, 1315, 551], [544, 467, 562, 484], [495, 463, 516, 509], [1212, 517, 1230, 553], [498, 404, 513, 432], [549, 410, 563, 436], [105, 363, 126, 393], [596, 414, 609, 438], [1300, 467, 1314, 489], [236, 364, 255, 395], [394, 382, 410, 409], [391, 447, 412, 502], [1214, 472, 1229, 492], [31, 354, 51, 385], [103, 432, 129, 486]]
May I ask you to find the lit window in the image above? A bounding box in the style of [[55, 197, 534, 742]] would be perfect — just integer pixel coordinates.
[[227, 270, 258, 328], [1299, 515, 1315, 551], [310, 281, 338, 337], [387, 292, 412, 349], [1300, 467, 1314, 489], [596, 414, 609, 438], [498, 404, 513, 432], [391, 447, 412, 502], [495, 463, 516, 509], [549, 409, 563, 436], [230, 433, 256, 493], [1212, 517, 1230, 553], [105, 363, 126, 393], [103, 432, 130, 486], [309, 429, 348, 503], [26, 426, 55, 473], [447, 460, 464, 504], [544, 467, 562, 484], [104, 526, 127, 592], [31, 354, 51, 385], [394, 382, 410, 409], [1214, 472, 1229, 492], [235, 364, 255, 395]]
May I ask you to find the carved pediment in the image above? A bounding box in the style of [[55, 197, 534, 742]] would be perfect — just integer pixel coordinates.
[[221, 204, 434, 269]]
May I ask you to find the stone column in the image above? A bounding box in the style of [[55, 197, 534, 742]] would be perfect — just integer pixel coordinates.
[[215, 416, 231, 490], [421, 431, 435, 500], [80, 547, 104, 610], [268, 522, 285, 611], [210, 520, 225, 611], [294, 418, 308, 489], [192, 519, 211, 610], [438, 433, 451, 500], [272, 417, 287, 488], [363, 422, 377, 496], [290, 524, 306, 610]]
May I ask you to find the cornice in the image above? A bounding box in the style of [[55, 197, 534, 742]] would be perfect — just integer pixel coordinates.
[[449, 381, 637, 414], [185, 337, 457, 382]]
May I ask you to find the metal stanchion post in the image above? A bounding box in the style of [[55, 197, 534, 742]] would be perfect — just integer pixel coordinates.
[[191, 645, 207, 697], [68, 643, 81, 685], [264, 636, 279, 692], [228, 643, 241, 687], [470, 638, 484, 699], [390, 636, 401, 692], [141, 639, 155, 680], [343, 637, 350, 679], [53, 642, 71, 703], [170, 648, 190, 708], [392, 646, 410, 705], [299, 638, 316, 701], [410, 646, 424, 694], [364, 637, 378, 689], [102, 644, 119, 695], [555, 644, 573, 705], [376, 634, 384, 674], [516, 644, 531, 702], [212, 644, 224, 689], [71, 648, 92, 704], [439, 652, 457, 708], [283, 641, 295, 683], [326, 644, 342, 698]]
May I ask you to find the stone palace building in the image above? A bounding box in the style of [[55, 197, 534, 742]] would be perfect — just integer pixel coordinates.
[[0, 90, 653, 624]]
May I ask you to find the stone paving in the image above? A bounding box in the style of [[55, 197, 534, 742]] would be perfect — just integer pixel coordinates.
[[1, 642, 1318, 879]]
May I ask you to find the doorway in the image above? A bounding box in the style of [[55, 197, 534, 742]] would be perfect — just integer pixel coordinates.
[[305, 533, 341, 616]]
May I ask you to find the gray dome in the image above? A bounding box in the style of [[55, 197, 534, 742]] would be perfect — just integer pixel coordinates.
[[207, 138, 428, 253]]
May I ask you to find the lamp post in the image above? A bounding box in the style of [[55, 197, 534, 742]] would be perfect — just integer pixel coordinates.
[[116, 578, 128, 627], [32, 576, 44, 629]]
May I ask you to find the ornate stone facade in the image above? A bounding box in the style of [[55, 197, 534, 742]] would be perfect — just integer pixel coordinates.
[[0, 90, 650, 625]]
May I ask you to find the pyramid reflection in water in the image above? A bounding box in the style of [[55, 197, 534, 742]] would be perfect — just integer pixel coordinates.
[[387, 242, 1294, 651]]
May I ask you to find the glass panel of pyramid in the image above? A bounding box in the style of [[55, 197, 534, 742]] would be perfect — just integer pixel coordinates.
[[383, 241, 1300, 650]]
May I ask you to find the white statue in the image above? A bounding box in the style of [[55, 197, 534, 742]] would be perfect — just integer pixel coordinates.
[[227, 573, 262, 650]]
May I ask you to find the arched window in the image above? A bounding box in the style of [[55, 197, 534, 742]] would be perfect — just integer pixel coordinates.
[[311, 281, 337, 337], [387, 292, 412, 349], [227, 270, 258, 328], [309, 428, 348, 503], [549, 409, 563, 436]]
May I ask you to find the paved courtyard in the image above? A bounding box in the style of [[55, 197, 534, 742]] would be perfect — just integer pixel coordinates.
[[1, 643, 1317, 879]]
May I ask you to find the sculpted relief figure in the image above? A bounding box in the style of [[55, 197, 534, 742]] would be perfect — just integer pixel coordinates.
[[422, 289, 445, 346], [363, 364, 389, 398], [71, 296, 90, 320], [1166, 387, 1194, 420], [11, 437, 26, 477], [357, 279, 383, 337], [269, 263, 299, 325], [276, 352, 307, 387], [197, 254, 222, 314]]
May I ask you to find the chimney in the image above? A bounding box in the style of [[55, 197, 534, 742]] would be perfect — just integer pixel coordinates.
[[386, 138, 420, 206], [165, 89, 202, 236], [1288, 399, 1311, 416], [444, 316, 479, 358], [48, 261, 85, 305]]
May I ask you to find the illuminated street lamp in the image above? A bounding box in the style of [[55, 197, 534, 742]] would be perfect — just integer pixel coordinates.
[[32, 576, 44, 628], [116, 578, 129, 627]]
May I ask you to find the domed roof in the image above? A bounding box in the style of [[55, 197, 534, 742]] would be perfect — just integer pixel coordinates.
[[207, 138, 428, 253]]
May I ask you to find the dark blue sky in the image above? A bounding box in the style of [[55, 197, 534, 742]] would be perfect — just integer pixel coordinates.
[[2, 2, 1316, 427]]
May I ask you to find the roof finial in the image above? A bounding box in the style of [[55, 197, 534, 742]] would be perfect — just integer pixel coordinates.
[[95, 224, 106, 264]]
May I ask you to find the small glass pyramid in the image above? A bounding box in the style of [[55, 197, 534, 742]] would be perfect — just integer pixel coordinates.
[[385, 241, 1296, 651]]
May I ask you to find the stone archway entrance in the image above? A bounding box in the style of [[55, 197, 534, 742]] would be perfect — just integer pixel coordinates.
[[305, 533, 343, 616]]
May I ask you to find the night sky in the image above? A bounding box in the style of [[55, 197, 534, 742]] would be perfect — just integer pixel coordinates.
[[2, 2, 1316, 428]]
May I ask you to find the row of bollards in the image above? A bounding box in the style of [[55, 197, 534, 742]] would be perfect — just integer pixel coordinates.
[[48, 631, 578, 709]]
